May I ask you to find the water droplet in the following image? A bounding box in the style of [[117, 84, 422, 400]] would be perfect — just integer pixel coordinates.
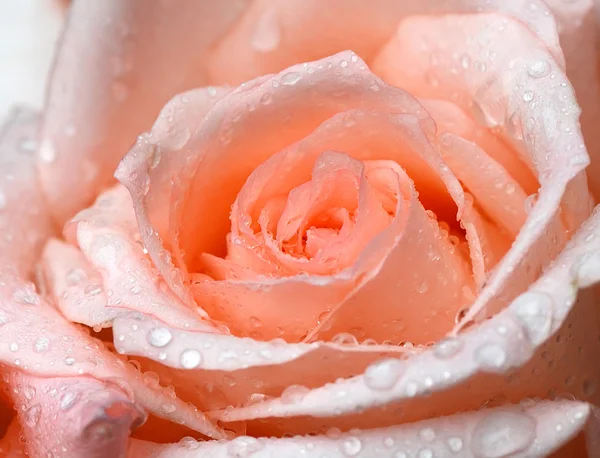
[[364, 358, 403, 390], [331, 332, 358, 345], [13, 286, 39, 305], [33, 337, 50, 353], [418, 449, 434, 458], [524, 193, 538, 213], [340, 59, 348, 68], [24, 404, 41, 427], [583, 379, 597, 396], [23, 386, 35, 400], [510, 292, 553, 345], [281, 72, 302, 86], [447, 436, 463, 452], [180, 349, 202, 369], [60, 391, 80, 410], [39, 140, 56, 163], [20, 137, 37, 153], [417, 280, 429, 293], [419, 428, 436, 442], [281, 385, 310, 404], [84, 284, 102, 296], [148, 328, 172, 348], [434, 337, 463, 359], [475, 344, 507, 372], [522, 90, 534, 102], [528, 60, 550, 78], [162, 403, 176, 414], [471, 410, 536, 457], [571, 250, 600, 288], [65, 268, 86, 285], [250, 8, 280, 52], [227, 437, 264, 456], [9, 342, 19, 352], [342, 436, 362, 456], [64, 357, 75, 366]]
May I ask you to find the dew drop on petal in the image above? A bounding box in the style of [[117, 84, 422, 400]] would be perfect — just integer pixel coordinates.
[[281, 385, 310, 404], [471, 410, 536, 457], [180, 349, 202, 369], [281, 72, 302, 86], [342, 436, 362, 456], [33, 337, 50, 353], [475, 344, 507, 372], [148, 328, 172, 348], [528, 60, 550, 78], [510, 292, 553, 345], [364, 358, 403, 390], [24, 404, 41, 427], [447, 436, 463, 453], [60, 392, 80, 411], [433, 337, 463, 359]]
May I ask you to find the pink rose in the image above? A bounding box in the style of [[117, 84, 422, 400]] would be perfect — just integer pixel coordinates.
[[2, 1, 600, 457]]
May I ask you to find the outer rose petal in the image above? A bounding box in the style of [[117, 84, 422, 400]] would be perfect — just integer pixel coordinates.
[[545, 0, 600, 200], [0, 108, 56, 278], [207, 0, 564, 85], [8, 372, 144, 458], [210, 205, 600, 436], [128, 401, 595, 458], [38, 0, 250, 224], [371, 13, 592, 328]]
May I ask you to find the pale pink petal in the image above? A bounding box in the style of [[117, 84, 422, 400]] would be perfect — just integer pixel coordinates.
[[210, 205, 600, 433], [130, 401, 593, 458], [208, 0, 563, 85], [371, 13, 592, 329], [112, 313, 412, 412], [62, 185, 215, 331], [545, 0, 600, 200], [38, 1, 250, 224], [0, 108, 56, 277], [8, 371, 144, 458], [0, 270, 222, 439]]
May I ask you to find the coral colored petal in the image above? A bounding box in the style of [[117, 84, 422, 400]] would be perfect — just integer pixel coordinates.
[[0, 108, 56, 277], [371, 14, 592, 327], [38, 1, 249, 224], [131, 401, 592, 458], [210, 205, 600, 429], [0, 420, 27, 458], [208, 0, 563, 85], [63, 185, 214, 331], [8, 372, 144, 458]]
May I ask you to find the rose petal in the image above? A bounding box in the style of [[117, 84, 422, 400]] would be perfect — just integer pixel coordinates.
[[60, 184, 214, 331], [113, 313, 414, 412], [8, 372, 144, 458], [115, 52, 433, 314], [371, 13, 592, 328], [209, 205, 600, 434], [207, 0, 563, 85], [0, 419, 27, 457], [38, 0, 250, 224], [0, 270, 223, 439], [545, 0, 600, 199], [0, 108, 56, 277], [129, 401, 593, 458]]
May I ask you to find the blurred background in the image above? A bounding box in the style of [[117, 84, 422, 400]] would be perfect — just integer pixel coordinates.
[[0, 0, 65, 123]]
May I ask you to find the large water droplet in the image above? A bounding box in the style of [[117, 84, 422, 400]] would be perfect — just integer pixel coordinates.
[[433, 337, 463, 359], [180, 349, 202, 369], [527, 60, 550, 78], [471, 410, 536, 457], [281, 72, 302, 86], [33, 337, 50, 353], [60, 391, 80, 410], [250, 8, 281, 53], [447, 436, 463, 452], [281, 385, 310, 404], [510, 292, 553, 345], [341, 436, 362, 456], [24, 404, 41, 427], [475, 344, 507, 372], [364, 358, 403, 390], [148, 328, 172, 348]]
